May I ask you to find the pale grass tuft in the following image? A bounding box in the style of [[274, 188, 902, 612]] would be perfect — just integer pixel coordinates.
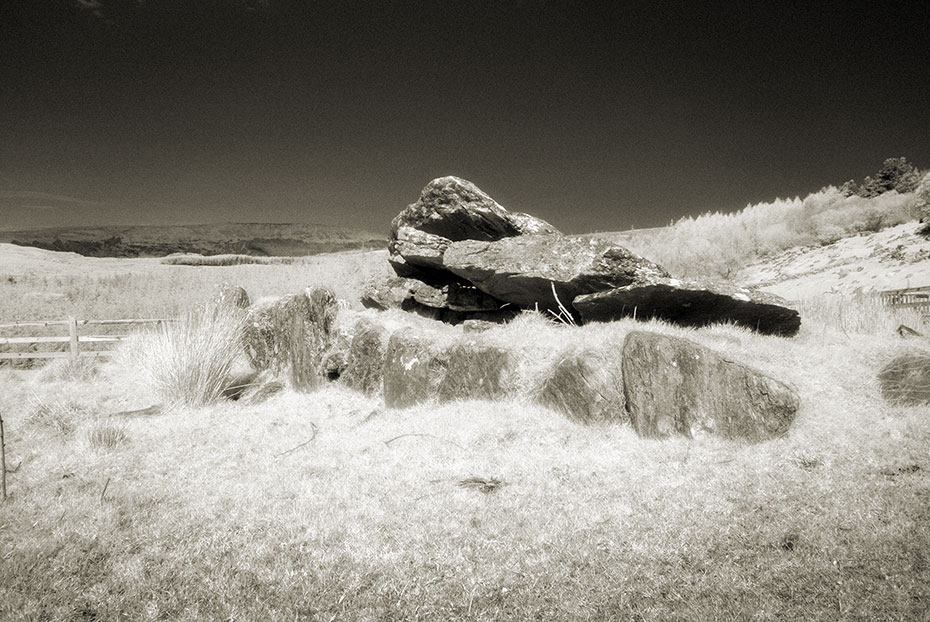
[[37, 357, 100, 383], [129, 307, 245, 408], [86, 419, 129, 450]]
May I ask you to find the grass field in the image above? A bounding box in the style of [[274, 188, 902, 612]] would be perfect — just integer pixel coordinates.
[[1, 244, 929, 621]]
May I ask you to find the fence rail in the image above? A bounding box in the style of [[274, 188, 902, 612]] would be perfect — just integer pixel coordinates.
[[0, 317, 172, 361], [879, 286, 930, 310]]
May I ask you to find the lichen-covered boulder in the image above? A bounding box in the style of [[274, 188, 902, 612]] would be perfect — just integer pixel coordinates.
[[211, 283, 251, 310], [878, 352, 930, 405], [342, 318, 392, 396], [622, 331, 799, 441], [361, 276, 505, 314], [382, 328, 446, 408], [437, 341, 511, 402], [536, 348, 626, 424], [388, 176, 559, 280]]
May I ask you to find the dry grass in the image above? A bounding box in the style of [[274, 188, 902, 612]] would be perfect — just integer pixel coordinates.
[[796, 292, 928, 336], [1, 313, 928, 620], [0, 248, 392, 321]]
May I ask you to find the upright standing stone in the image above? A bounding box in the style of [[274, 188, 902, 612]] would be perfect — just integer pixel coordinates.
[[242, 286, 338, 390]]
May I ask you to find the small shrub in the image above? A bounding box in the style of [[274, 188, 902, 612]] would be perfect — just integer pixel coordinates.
[[86, 420, 129, 449], [131, 308, 245, 408], [857, 157, 922, 198], [37, 358, 100, 383]]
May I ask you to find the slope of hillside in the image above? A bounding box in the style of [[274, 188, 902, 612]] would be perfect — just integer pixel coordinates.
[[0, 223, 386, 257], [739, 222, 930, 299]]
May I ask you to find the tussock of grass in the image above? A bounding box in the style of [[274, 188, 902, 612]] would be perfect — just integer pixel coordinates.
[[26, 394, 84, 435], [128, 307, 245, 408], [37, 357, 100, 383], [86, 419, 129, 449]]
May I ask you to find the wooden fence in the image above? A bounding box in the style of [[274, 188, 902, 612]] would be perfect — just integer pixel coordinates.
[[0, 318, 171, 361], [879, 286, 930, 310]]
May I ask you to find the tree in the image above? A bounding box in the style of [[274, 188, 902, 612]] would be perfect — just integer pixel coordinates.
[[858, 157, 922, 198]]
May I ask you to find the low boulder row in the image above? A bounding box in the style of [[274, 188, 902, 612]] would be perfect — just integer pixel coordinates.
[[340, 315, 799, 443], [231, 285, 800, 442], [365, 176, 801, 336]]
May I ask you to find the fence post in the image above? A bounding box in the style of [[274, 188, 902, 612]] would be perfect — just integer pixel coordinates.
[[1, 408, 7, 502], [68, 317, 79, 361]]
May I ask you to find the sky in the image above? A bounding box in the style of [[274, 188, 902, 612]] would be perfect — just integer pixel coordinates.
[[1, 0, 928, 234]]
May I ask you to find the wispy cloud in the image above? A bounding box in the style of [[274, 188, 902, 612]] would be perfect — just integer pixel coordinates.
[[0, 191, 113, 209]]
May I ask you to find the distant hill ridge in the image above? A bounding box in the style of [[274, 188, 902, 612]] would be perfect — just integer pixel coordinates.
[[0, 222, 386, 258]]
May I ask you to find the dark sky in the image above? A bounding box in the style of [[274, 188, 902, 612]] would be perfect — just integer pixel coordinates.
[[1, 0, 928, 234]]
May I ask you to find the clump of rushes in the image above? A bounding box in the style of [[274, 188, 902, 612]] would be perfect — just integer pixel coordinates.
[[133, 308, 245, 408]]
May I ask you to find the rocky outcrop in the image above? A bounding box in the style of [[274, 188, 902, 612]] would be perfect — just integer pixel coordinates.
[[621, 331, 799, 441], [372, 176, 801, 337], [388, 176, 559, 281], [878, 352, 930, 405], [362, 276, 506, 314], [242, 286, 338, 390], [535, 348, 626, 424], [443, 235, 669, 313], [574, 279, 801, 336]]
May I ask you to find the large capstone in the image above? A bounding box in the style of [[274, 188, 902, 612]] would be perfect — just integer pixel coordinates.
[[442, 234, 669, 314]]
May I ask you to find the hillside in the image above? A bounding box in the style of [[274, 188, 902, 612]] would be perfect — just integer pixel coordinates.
[[0, 222, 386, 258], [740, 221, 930, 299]]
